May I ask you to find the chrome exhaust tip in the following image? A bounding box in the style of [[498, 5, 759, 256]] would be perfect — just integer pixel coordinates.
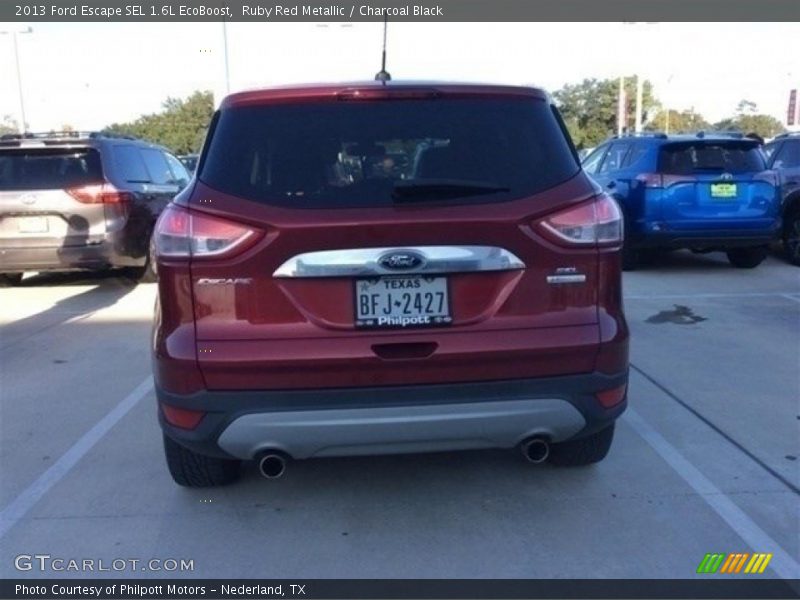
[[257, 452, 287, 479], [521, 438, 550, 464]]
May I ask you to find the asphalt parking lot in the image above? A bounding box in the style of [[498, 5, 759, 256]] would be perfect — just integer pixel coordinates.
[[0, 250, 798, 580]]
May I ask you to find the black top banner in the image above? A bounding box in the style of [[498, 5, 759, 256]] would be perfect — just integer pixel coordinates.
[[3, 0, 800, 22], [3, 579, 800, 600]]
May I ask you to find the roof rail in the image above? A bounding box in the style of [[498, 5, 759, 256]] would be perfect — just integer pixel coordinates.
[[612, 131, 668, 140], [0, 131, 139, 142], [774, 131, 800, 139]]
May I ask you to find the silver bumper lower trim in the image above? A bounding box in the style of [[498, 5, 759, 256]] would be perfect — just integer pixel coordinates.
[[216, 399, 586, 460]]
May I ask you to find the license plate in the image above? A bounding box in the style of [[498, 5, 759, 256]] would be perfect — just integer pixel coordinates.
[[710, 183, 737, 199], [17, 216, 48, 233], [355, 275, 452, 328]]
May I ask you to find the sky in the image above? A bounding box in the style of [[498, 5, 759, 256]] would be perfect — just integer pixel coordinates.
[[0, 21, 798, 132]]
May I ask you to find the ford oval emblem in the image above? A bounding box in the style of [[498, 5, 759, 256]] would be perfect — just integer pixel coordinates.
[[379, 251, 425, 271]]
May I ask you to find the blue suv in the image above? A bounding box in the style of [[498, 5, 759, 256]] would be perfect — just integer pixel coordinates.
[[582, 133, 781, 269]]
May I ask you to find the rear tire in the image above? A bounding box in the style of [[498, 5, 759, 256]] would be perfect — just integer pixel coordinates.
[[0, 273, 23, 287], [726, 246, 768, 269], [133, 260, 157, 283], [163, 435, 241, 487], [124, 239, 157, 283], [548, 424, 615, 467], [782, 205, 800, 266]]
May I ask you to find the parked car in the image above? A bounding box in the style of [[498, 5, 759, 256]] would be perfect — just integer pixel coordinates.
[[582, 132, 782, 269], [178, 154, 199, 173], [763, 132, 800, 265], [0, 131, 190, 284], [152, 81, 629, 487]]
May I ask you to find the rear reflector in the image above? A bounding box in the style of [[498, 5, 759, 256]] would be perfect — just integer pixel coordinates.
[[161, 404, 205, 430], [537, 194, 623, 247], [595, 383, 627, 408], [154, 204, 261, 259]]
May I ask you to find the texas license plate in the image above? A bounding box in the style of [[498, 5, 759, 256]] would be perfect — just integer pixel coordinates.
[[17, 216, 48, 233], [710, 183, 737, 199], [355, 275, 452, 328]]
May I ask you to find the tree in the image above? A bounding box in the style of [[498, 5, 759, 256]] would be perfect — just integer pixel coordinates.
[[735, 99, 758, 116], [647, 108, 710, 134], [718, 114, 786, 139], [0, 115, 19, 136], [553, 76, 659, 148], [712, 101, 786, 139], [104, 91, 214, 154]]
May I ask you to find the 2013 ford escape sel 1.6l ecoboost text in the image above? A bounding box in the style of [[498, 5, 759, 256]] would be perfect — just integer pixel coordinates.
[[151, 81, 629, 487]]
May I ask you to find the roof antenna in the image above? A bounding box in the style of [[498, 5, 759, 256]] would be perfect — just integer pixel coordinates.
[[374, 14, 391, 83]]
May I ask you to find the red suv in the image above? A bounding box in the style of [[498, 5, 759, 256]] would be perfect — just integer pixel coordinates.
[[152, 82, 629, 487]]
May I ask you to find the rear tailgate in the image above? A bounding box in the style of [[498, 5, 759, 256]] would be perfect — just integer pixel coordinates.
[[0, 146, 108, 249], [657, 140, 778, 230], [188, 181, 601, 390]]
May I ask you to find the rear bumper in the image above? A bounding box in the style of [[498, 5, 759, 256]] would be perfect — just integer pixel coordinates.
[[157, 371, 628, 460], [0, 231, 144, 272], [629, 226, 780, 250]]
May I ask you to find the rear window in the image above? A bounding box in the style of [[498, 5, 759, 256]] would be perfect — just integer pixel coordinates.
[[658, 141, 766, 175], [0, 148, 103, 191], [200, 98, 579, 208]]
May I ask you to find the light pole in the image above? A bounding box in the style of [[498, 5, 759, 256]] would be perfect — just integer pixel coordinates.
[[663, 73, 675, 134], [0, 26, 33, 132], [221, 20, 230, 95], [623, 22, 658, 133]]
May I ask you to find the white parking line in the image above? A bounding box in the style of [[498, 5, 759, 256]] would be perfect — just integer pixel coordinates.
[[624, 408, 800, 580], [626, 291, 800, 300], [0, 376, 153, 540]]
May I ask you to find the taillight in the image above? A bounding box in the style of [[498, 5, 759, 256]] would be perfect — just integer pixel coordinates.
[[67, 183, 132, 204], [635, 173, 695, 188], [635, 173, 663, 188], [154, 204, 261, 259], [537, 194, 623, 247], [337, 88, 440, 101]]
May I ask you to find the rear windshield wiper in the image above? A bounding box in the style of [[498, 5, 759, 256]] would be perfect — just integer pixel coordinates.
[[392, 179, 510, 202]]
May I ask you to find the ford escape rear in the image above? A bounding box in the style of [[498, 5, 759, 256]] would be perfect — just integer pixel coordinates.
[[152, 82, 629, 487]]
